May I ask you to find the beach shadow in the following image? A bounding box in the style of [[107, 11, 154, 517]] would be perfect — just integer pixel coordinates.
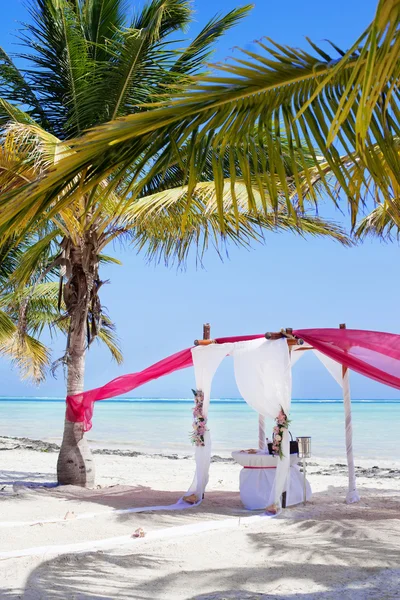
[[45, 484, 247, 518], [247, 522, 400, 570], [186, 583, 400, 600], [0, 468, 57, 497], [0, 469, 56, 485], [279, 484, 400, 522], [2, 478, 398, 540], [0, 552, 399, 599], [0, 551, 167, 599]]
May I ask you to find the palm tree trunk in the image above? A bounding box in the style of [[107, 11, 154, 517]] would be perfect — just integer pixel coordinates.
[[57, 242, 96, 487]]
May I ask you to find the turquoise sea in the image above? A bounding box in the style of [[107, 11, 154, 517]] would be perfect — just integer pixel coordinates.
[[0, 398, 399, 459]]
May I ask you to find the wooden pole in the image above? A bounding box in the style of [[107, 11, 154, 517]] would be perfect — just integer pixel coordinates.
[[265, 330, 305, 347], [258, 326, 267, 450], [340, 323, 360, 503], [194, 323, 215, 346]]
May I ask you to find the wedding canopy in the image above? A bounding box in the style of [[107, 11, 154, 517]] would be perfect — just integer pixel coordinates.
[[66, 327, 400, 510]]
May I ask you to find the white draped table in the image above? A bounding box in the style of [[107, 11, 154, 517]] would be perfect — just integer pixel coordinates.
[[231, 450, 312, 510]]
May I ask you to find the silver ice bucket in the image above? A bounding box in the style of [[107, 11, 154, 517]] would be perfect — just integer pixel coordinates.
[[297, 436, 311, 459]]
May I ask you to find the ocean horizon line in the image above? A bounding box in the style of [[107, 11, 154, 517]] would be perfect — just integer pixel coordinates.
[[0, 396, 399, 404]]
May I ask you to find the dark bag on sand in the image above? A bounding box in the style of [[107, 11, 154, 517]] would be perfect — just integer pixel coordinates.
[[268, 432, 298, 455]]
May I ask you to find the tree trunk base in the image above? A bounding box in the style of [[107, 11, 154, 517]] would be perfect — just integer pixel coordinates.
[[57, 419, 95, 487]]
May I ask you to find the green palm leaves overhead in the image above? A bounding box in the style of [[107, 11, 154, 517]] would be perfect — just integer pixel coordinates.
[[1, 0, 397, 236], [0, 0, 350, 252]]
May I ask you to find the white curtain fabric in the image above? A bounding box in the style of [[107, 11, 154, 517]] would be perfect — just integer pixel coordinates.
[[232, 338, 291, 417], [313, 350, 344, 386], [292, 347, 343, 382], [291, 348, 307, 366], [292, 348, 360, 504], [232, 338, 292, 507], [184, 343, 233, 501]]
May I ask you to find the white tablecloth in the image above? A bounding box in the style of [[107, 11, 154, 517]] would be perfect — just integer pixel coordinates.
[[231, 450, 312, 510]]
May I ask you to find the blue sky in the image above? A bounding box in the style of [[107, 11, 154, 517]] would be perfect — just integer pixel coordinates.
[[1, 0, 399, 400]]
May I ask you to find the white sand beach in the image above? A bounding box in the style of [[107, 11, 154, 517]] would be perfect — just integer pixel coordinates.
[[0, 436, 399, 599]]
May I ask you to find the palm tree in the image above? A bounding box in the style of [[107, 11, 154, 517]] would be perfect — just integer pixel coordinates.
[[0, 0, 351, 486], [5, 0, 396, 231]]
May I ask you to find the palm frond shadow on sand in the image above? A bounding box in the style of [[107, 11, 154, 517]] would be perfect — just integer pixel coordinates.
[[0, 552, 399, 600], [1, 485, 399, 599]]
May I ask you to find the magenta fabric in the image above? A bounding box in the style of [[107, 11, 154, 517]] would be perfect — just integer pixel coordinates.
[[66, 334, 264, 430], [66, 329, 400, 431], [66, 347, 193, 431], [294, 328, 400, 390], [215, 334, 265, 344]]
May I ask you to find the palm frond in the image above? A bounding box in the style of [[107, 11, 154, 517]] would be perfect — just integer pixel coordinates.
[[7, 230, 60, 289], [0, 135, 38, 194], [0, 305, 51, 382], [0, 98, 38, 129], [96, 315, 123, 364], [0, 309, 18, 342], [0, 47, 49, 128], [131, 0, 192, 38], [20, 0, 95, 136], [11, 292, 61, 338], [98, 253, 123, 266], [319, 0, 400, 150], [169, 6, 253, 77], [334, 137, 400, 231], [82, 0, 126, 57], [105, 0, 195, 120], [0, 331, 51, 383], [0, 237, 28, 284], [355, 203, 399, 240], [120, 181, 351, 266]]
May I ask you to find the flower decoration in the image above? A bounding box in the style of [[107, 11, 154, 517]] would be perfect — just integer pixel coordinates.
[[190, 389, 208, 447], [271, 407, 291, 458]]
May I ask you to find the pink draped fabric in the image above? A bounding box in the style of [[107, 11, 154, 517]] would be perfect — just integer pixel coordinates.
[[66, 329, 400, 431], [66, 334, 264, 430], [66, 347, 193, 431], [294, 328, 400, 390]]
